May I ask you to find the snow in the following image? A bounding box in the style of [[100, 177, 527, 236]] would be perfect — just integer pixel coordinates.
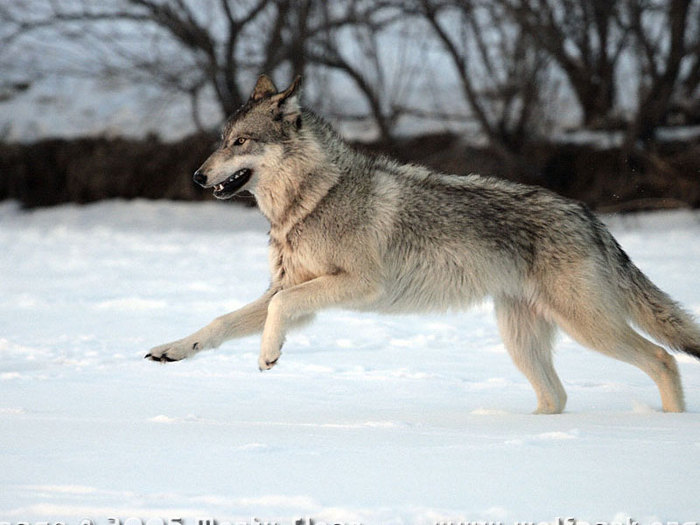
[[1, 200, 699, 524], [552, 126, 700, 148]]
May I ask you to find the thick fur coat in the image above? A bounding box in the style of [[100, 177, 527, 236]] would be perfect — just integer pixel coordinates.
[[147, 75, 700, 414]]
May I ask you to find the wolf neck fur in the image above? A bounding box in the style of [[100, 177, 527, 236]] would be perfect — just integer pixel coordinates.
[[255, 113, 345, 233]]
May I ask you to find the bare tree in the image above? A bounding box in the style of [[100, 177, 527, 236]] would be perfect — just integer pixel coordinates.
[[1, 1, 301, 128], [301, 2, 413, 143], [677, 2, 700, 121], [500, 0, 629, 129], [406, 0, 551, 160], [2, 0, 413, 140], [622, 0, 698, 146], [4, 0, 696, 148]]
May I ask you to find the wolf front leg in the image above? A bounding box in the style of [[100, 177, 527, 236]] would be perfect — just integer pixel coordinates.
[[258, 273, 380, 370], [145, 290, 276, 362]]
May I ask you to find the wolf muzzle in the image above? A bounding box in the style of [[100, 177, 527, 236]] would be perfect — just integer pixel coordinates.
[[193, 168, 253, 199]]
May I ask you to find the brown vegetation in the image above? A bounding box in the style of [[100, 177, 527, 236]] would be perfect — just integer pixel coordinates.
[[0, 134, 214, 207], [2, 132, 698, 211]]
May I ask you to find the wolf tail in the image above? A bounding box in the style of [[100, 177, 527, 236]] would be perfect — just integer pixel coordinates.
[[622, 258, 700, 359]]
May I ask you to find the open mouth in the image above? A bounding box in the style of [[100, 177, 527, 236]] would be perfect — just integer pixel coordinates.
[[213, 168, 252, 199]]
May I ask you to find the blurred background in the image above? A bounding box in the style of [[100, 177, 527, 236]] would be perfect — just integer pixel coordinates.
[[1, 0, 698, 211]]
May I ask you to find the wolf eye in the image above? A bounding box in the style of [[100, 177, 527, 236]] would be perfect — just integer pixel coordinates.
[[233, 137, 248, 146]]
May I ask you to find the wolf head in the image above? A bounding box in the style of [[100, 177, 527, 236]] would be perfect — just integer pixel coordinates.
[[193, 75, 302, 199]]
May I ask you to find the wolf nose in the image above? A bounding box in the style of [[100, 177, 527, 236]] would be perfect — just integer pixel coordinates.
[[193, 170, 208, 187]]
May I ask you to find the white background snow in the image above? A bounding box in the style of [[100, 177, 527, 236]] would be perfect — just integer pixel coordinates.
[[1, 200, 699, 524]]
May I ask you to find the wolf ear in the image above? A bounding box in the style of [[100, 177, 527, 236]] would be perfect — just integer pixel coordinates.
[[271, 76, 302, 126], [250, 74, 278, 101]]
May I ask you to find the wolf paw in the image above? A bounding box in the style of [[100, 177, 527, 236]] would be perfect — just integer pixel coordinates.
[[258, 350, 280, 371], [145, 340, 200, 363]]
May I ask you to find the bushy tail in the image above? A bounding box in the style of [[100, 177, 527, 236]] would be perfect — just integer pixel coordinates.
[[625, 262, 700, 359]]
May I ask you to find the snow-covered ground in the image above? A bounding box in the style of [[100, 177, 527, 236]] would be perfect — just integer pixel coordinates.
[[1, 200, 699, 524]]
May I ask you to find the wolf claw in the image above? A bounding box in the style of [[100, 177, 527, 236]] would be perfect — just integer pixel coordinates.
[[258, 357, 279, 371], [145, 352, 178, 363]]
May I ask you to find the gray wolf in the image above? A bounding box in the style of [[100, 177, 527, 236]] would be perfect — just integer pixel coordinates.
[[146, 74, 700, 413]]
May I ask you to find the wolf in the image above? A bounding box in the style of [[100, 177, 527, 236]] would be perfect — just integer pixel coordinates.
[[146, 74, 700, 413]]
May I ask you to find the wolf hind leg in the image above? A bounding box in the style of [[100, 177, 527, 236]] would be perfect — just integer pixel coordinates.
[[550, 303, 685, 412], [494, 296, 567, 414]]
